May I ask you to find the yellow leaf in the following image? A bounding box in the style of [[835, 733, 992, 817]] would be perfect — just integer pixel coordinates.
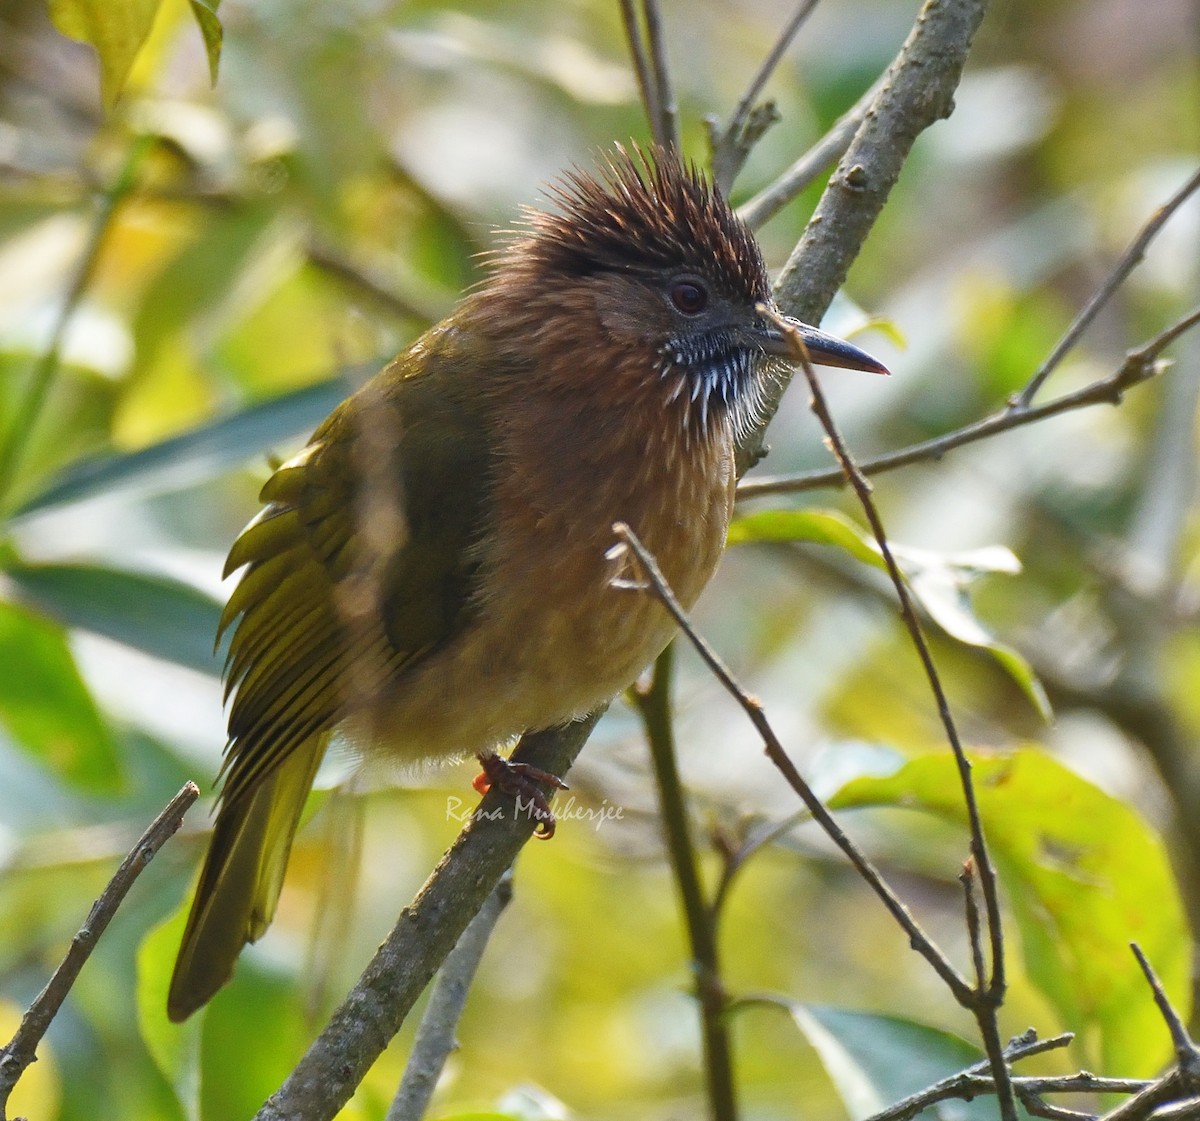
[[48, 0, 165, 108]]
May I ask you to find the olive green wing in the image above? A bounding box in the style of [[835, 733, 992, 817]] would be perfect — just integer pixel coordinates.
[[168, 333, 493, 1020]]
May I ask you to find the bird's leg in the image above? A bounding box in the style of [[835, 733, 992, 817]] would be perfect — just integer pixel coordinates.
[[472, 751, 569, 839]]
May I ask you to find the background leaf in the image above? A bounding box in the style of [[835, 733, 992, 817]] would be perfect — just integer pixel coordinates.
[[48, 0, 165, 107], [830, 748, 1192, 1075], [0, 600, 122, 790], [3, 562, 224, 676], [787, 1003, 1002, 1121]]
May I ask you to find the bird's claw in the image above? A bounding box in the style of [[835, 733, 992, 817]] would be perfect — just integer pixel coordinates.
[[473, 751, 569, 839]]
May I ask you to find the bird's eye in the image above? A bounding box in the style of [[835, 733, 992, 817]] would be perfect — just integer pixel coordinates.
[[669, 280, 708, 315]]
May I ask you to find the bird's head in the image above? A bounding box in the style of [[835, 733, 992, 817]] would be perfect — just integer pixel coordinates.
[[483, 146, 886, 440]]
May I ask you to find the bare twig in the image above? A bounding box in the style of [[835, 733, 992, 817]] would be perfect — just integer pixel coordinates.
[[736, 73, 888, 229], [0, 136, 151, 509], [960, 859, 987, 991], [631, 647, 738, 1121], [386, 875, 514, 1121], [619, 0, 677, 150], [305, 238, 448, 324], [1130, 944, 1200, 1080], [1016, 165, 1200, 407], [0, 782, 199, 1118], [738, 304, 1200, 498], [757, 309, 1015, 1121], [610, 521, 972, 1002], [641, 1, 678, 150], [708, 0, 819, 193]]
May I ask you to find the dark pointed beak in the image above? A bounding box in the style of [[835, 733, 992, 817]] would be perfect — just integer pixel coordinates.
[[750, 315, 889, 375]]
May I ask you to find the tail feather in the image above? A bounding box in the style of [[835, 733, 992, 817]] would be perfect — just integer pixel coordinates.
[[167, 736, 326, 1022]]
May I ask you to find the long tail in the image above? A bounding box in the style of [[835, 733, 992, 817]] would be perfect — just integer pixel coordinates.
[[167, 735, 326, 1022]]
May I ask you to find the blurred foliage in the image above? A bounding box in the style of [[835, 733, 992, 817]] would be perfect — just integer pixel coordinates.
[[0, 0, 1197, 1119]]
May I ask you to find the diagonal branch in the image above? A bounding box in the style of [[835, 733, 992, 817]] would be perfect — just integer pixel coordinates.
[[742, 0, 991, 475], [737, 304, 1200, 499], [759, 310, 1017, 1121], [1016, 164, 1200, 407], [708, 0, 820, 193], [736, 72, 888, 229], [0, 783, 199, 1120], [611, 521, 972, 1002]]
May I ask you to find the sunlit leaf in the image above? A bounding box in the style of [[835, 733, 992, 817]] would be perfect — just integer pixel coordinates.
[[187, 0, 222, 84], [0, 600, 122, 790], [3, 562, 224, 676], [727, 508, 882, 567], [48, 0, 165, 108], [728, 508, 1049, 718], [786, 1002, 998, 1121], [12, 376, 356, 520], [830, 747, 1191, 1075]]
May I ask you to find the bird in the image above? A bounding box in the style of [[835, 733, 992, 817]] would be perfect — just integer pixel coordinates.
[[167, 144, 887, 1022]]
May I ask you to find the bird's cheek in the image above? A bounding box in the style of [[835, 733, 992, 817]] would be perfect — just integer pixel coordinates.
[[589, 278, 666, 344]]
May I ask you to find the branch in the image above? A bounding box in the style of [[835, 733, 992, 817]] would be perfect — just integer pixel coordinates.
[[254, 720, 597, 1121], [619, 0, 678, 150], [707, 0, 819, 193], [738, 304, 1198, 498], [736, 72, 888, 230], [385, 874, 514, 1121], [760, 310, 1016, 1121], [0, 783, 199, 1119], [610, 522, 972, 1001], [1015, 164, 1200, 407], [741, 0, 990, 471], [631, 648, 738, 1121]]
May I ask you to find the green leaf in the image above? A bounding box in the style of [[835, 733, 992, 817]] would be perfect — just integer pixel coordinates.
[[13, 376, 355, 520], [187, 0, 222, 85], [786, 1003, 998, 1121], [728, 508, 1050, 719], [138, 903, 201, 1120], [830, 748, 1192, 1075], [727, 508, 883, 567], [905, 554, 1052, 720], [3, 562, 224, 676], [48, 0, 165, 108], [0, 600, 122, 790]]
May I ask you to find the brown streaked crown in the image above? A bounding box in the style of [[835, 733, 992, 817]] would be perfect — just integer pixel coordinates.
[[522, 145, 770, 304]]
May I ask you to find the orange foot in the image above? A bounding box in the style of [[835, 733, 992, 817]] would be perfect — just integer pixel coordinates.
[[473, 751, 569, 839]]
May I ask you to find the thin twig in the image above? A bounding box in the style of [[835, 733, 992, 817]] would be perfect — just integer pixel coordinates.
[[736, 72, 888, 229], [710, 810, 810, 920], [758, 308, 1015, 1121], [631, 647, 738, 1121], [619, 0, 677, 149], [641, 0, 678, 150], [0, 782, 200, 1118], [0, 136, 151, 509], [386, 874, 514, 1121], [738, 303, 1200, 499], [709, 0, 820, 192], [1016, 164, 1200, 407], [1130, 944, 1200, 1080], [610, 521, 972, 1003], [960, 859, 987, 991]]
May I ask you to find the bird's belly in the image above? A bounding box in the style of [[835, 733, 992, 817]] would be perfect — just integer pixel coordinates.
[[360, 451, 731, 762]]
